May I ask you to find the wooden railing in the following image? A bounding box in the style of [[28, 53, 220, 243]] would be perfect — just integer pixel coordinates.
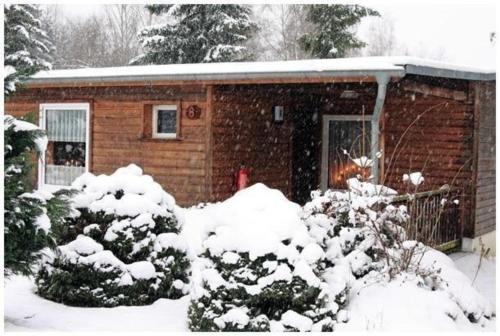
[[391, 186, 462, 251]]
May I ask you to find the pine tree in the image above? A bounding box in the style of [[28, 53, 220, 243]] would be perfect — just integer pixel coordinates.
[[299, 5, 379, 58], [132, 4, 257, 64], [4, 115, 72, 277], [4, 4, 54, 95]]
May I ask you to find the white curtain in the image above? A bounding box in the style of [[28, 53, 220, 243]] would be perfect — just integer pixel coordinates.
[[44, 109, 87, 186], [46, 109, 86, 142]]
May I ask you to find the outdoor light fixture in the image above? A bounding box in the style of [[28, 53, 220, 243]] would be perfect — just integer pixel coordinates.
[[340, 90, 359, 99], [273, 106, 284, 123]]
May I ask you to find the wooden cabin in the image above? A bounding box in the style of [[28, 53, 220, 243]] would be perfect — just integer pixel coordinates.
[[5, 57, 495, 253]]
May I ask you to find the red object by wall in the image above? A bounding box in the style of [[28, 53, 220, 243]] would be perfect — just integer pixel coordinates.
[[234, 164, 249, 192]]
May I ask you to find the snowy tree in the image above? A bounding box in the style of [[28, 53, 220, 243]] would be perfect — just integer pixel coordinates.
[[4, 4, 54, 95], [4, 115, 72, 276], [299, 4, 379, 58], [36, 165, 191, 307], [132, 4, 257, 64]]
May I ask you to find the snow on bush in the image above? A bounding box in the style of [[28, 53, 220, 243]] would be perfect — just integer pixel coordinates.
[[36, 165, 190, 307], [187, 184, 343, 331], [302, 178, 407, 280], [302, 177, 495, 329]]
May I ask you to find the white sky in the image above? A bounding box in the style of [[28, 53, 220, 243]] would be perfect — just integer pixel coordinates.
[[58, 2, 496, 69]]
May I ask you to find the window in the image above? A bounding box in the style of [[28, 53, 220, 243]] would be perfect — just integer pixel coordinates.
[[39, 103, 90, 189], [152, 105, 178, 138], [321, 115, 372, 190]]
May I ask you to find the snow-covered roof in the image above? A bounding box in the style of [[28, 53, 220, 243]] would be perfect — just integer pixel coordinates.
[[29, 56, 495, 85]]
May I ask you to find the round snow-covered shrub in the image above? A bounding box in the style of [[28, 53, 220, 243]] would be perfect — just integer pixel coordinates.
[[188, 184, 346, 331], [302, 178, 408, 282], [36, 164, 190, 307]]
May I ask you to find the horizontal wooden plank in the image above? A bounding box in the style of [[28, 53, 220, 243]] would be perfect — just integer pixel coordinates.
[[476, 183, 495, 192], [403, 82, 467, 101], [476, 189, 496, 198], [93, 163, 205, 177], [475, 211, 496, 223], [141, 141, 206, 152], [476, 170, 496, 179], [151, 174, 206, 185], [476, 177, 496, 187], [92, 141, 204, 152], [150, 182, 205, 194], [476, 198, 496, 211], [93, 125, 142, 133]]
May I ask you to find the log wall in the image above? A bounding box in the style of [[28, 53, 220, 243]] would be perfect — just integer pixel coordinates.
[[5, 85, 209, 205], [473, 81, 496, 236], [383, 76, 476, 237], [211, 85, 296, 201]]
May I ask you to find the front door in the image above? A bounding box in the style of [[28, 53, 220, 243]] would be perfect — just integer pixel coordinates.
[[320, 115, 372, 190], [291, 104, 320, 204]]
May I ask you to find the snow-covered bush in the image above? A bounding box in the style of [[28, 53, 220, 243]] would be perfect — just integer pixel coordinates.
[[303, 178, 408, 281], [303, 177, 495, 326], [36, 165, 190, 307], [188, 184, 344, 331]]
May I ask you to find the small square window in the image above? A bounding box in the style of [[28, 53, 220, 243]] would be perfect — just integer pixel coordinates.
[[153, 105, 178, 138]]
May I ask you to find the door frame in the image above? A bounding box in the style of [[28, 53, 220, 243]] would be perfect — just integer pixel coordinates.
[[38, 102, 91, 190], [320, 114, 372, 191]]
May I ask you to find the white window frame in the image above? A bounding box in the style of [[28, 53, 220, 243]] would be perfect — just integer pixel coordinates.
[[38, 103, 90, 191], [320, 114, 372, 191], [152, 105, 178, 139]]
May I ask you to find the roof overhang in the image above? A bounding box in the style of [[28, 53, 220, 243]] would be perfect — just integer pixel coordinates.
[[24, 57, 495, 88], [402, 64, 496, 81], [25, 69, 406, 87]]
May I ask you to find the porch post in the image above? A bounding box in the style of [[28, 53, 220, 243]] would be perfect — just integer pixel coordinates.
[[371, 74, 390, 184]]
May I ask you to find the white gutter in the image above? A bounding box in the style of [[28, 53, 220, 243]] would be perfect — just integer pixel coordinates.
[[370, 74, 390, 184]]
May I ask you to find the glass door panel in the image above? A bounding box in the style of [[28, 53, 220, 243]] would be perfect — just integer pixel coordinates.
[[327, 120, 371, 189]]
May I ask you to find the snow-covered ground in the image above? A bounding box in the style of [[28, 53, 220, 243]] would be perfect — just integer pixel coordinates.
[[4, 251, 495, 332], [4, 276, 190, 331], [451, 252, 496, 312], [337, 252, 496, 332], [3, 180, 496, 332]]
